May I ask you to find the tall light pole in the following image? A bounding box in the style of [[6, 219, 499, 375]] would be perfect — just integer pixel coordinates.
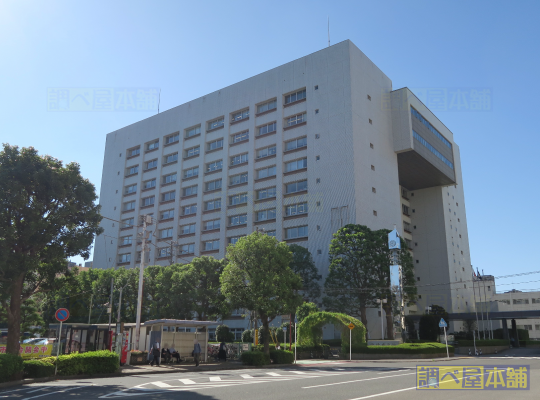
[[107, 278, 114, 331], [135, 215, 151, 350], [376, 299, 387, 339]]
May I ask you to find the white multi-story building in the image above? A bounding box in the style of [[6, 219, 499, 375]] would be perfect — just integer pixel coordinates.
[[94, 40, 474, 337]]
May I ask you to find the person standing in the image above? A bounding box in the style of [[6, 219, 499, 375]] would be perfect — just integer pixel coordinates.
[[193, 339, 202, 367], [150, 340, 161, 366], [218, 341, 227, 362]]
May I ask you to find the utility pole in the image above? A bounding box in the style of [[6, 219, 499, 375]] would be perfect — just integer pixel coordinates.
[[107, 278, 114, 331], [477, 269, 486, 339], [88, 294, 93, 324], [376, 299, 387, 339], [117, 284, 128, 324], [472, 272, 480, 347], [135, 215, 151, 350], [482, 270, 492, 339]]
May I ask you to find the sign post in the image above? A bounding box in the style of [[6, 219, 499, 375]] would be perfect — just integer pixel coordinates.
[[348, 323, 355, 361], [54, 308, 69, 375], [294, 316, 297, 364], [439, 318, 449, 359], [283, 327, 287, 348]]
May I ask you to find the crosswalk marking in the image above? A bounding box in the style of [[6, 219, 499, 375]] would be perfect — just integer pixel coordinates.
[[240, 374, 254, 379], [152, 382, 172, 388], [291, 371, 308, 374], [266, 372, 281, 376], [178, 379, 196, 385], [209, 377, 222, 381]]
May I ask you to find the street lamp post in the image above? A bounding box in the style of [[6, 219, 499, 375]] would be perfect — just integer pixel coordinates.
[[376, 299, 387, 339]]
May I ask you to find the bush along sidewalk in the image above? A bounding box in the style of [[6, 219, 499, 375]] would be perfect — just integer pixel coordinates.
[[240, 351, 270, 366], [456, 339, 508, 347], [0, 354, 24, 383], [269, 350, 294, 364], [23, 360, 55, 379], [39, 350, 120, 376], [343, 342, 454, 354]]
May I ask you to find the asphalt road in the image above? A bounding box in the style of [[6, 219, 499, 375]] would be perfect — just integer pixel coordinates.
[[2, 348, 539, 400]]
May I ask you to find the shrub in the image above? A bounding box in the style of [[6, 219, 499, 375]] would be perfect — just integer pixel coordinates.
[[23, 360, 55, 378], [418, 315, 439, 341], [240, 351, 270, 366], [323, 339, 341, 346], [344, 342, 453, 354], [216, 325, 235, 342], [34, 351, 119, 376], [456, 339, 508, 347], [269, 350, 294, 364], [241, 329, 253, 343], [0, 353, 24, 383]]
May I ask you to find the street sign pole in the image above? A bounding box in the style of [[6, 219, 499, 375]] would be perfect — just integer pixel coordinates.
[[349, 328, 352, 361], [444, 325, 449, 359], [294, 322, 297, 364], [54, 308, 69, 376], [54, 320, 62, 376]]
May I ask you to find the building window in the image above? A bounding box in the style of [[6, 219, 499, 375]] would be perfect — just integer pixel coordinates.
[[120, 235, 132, 245], [413, 130, 454, 169], [206, 160, 223, 172], [230, 173, 248, 186], [165, 133, 180, 145], [163, 173, 177, 184], [180, 243, 195, 254], [183, 166, 199, 179], [158, 247, 171, 258], [119, 253, 131, 263], [230, 153, 248, 166], [513, 299, 529, 305], [122, 217, 135, 228], [373, 210, 377, 216], [126, 165, 139, 175], [160, 228, 173, 239], [162, 191, 175, 202], [160, 209, 174, 220], [164, 153, 178, 164], [257, 145, 277, 159], [284, 89, 306, 105], [266, 230, 276, 237], [285, 137, 307, 151], [257, 187, 277, 200], [369, 119, 372, 124], [184, 146, 200, 158], [370, 143, 374, 149], [146, 140, 159, 151], [257, 99, 277, 114], [257, 165, 276, 179], [285, 225, 308, 239], [285, 113, 306, 127], [182, 185, 198, 197], [229, 236, 244, 244], [258, 122, 277, 136], [141, 196, 155, 207], [205, 179, 222, 191], [203, 239, 220, 251], [402, 204, 410, 216], [403, 221, 411, 232], [205, 199, 221, 211], [128, 147, 140, 157], [285, 158, 307, 173], [285, 180, 307, 194], [285, 202, 308, 216], [410, 107, 452, 148], [186, 125, 201, 138], [145, 159, 158, 170], [532, 298, 540, 304], [372, 187, 376, 193], [182, 204, 197, 215], [229, 214, 247, 226], [204, 219, 220, 231], [230, 193, 248, 205], [143, 179, 156, 190], [207, 117, 224, 130], [231, 131, 249, 144], [371, 165, 375, 171], [367, 94, 371, 101], [180, 223, 196, 235], [207, 138, 224, 151], [231, 109, 249, 122], [257, 208, 276, 221], [125, 184, 137, 194]]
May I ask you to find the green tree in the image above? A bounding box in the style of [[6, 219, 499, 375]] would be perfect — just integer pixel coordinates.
[[296, 302, 318, 324], [288, 244, 321, 302], [171, 256, 229, 320], [220, 232, 302, 355], [0, 145, 102, 355]]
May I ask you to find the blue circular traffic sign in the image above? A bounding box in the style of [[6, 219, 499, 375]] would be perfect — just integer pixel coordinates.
[[55, 308, 69, 322]]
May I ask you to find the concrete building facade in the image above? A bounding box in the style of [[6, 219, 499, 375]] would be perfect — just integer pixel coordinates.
[[94, 40, 474, 337]]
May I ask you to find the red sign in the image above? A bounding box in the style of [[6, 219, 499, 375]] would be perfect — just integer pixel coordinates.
[[55, 308, 69, 322], [121, 332, 129, 365]]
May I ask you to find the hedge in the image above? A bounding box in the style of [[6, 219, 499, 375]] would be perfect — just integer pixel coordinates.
[[254, 343, 330, 354], [344, 342, 453, 354], [457, 339, 508, 347], [40, 351, 119, 376], [269, 350, 294, 364], [240, 351, 270, 366], [0, 353, 24, 383], [23, 360, 55, 378]]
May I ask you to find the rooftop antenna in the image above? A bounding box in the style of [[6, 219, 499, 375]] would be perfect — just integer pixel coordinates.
[[328, 17, 330, 47], [157, 88, 161, 114]]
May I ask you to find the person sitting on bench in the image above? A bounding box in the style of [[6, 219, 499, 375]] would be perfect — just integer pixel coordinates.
[[161, 345, 172, 364], [169, 345, 181, 363]]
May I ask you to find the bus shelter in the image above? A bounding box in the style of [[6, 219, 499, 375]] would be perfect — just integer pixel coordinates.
[[48, 323, 111, 354], [143, 319, 217, 363]]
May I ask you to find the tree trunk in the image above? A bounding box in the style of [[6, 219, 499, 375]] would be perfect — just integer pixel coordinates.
[[359, 304, 369, 341], [383, 303, 394, 340], [261, 315, 270, 355], [6, 273, 24, 355]]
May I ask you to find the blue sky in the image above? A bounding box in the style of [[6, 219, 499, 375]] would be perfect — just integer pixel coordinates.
[[1, 0, 538, 292]]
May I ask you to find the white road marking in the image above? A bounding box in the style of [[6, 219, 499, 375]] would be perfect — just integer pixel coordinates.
[[178, 379, 197, 385], [151, 381, 172, 388], [302, 372, 417, 389], [377, 369, 410, 374], [291, 371, 308, 374], [266, 372, 281, 376], [240, 374, 254, 379], [209, 377, 222, 381], [348, 386, 417, 399], [22, 386, 83, 400]]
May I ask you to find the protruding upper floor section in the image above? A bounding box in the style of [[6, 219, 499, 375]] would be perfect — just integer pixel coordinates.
[[391, 88, 456, 190]]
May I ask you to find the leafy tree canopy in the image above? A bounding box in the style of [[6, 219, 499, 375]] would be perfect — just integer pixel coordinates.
[[288, 244, 321, 302]]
